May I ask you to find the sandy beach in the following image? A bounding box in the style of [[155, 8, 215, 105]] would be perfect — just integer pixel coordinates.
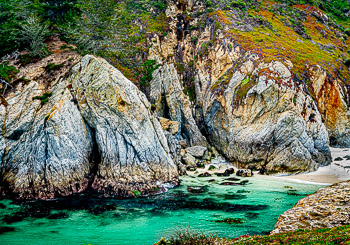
[[278, 147, 350, 185], [187, 148, 350, 185]]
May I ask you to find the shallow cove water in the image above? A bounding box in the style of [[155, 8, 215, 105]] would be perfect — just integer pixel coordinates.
[[0, 175, 324, 245]]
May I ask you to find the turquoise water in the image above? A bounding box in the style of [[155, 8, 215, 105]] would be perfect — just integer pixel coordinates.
[[0, 175, 324, 245]]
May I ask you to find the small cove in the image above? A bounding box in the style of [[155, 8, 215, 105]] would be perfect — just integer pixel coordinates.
[[0, 175, 324, 245]]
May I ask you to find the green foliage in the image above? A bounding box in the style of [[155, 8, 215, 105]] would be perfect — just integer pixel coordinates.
[[139, 60, 160, 87], [159, 225, 350, 244], [133, 190, 141, 196], [45, 63, 64, 72], [32, 92, 53, 105], [0, 62, 19, 83], [241, 77, 250, 86], [161, 228, 219, 245], [184, 85, 196, 102], [276, 0, 350, 20], [19, 14, 49, 58], [0, 0, 32, 56], [0, 0, 80, 57], [63, 0, 130, 55]]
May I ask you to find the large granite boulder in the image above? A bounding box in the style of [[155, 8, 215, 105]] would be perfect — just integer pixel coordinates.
[[0, 54, 179, 199], [0, 79, 93, 199], [150, 63, 207, 146], [70, 55, 178, 196], [204, 59, 331, 172]]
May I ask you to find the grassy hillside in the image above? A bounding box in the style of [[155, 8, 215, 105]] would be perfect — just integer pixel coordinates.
[[0, 0, 349, 90]]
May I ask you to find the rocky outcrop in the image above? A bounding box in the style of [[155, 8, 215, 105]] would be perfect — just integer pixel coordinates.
[[309, 66, 350, 147], [150, 63, 207, 146], [272, 181, 350, 234], [70, 55, 178, 196], [204, 59, 331, 172], [0, 54, 179, 199], [0, 78, 93, 199], [145, 0, 350, 172]]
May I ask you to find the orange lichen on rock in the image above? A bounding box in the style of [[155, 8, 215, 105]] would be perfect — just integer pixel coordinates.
[[317, 78, 344, 130]]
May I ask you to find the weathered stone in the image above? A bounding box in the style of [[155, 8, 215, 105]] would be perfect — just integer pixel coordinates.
[[179, 140, 188, 148], [182, 153, 196, 165], [0, 54, 180, 199], [272, 181, 350, 234], [187, 186, 205, 193], [164, 131, 185, 175], [150, 63, 207, 146], [198, 172, 212, 177], [158, 117, 179, 135], [186, 146, 208, 158], [236, 169, 253, 177], [70, 55, 179, 196], [0, 77, 93, 199], [147, 3, 341, 173], [220, 182, 241, 186], [224, 168, 235, 175]]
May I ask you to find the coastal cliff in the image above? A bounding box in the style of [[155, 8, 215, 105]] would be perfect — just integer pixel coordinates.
[[0, 0, 349, 199], [147, 0, 349, 172]]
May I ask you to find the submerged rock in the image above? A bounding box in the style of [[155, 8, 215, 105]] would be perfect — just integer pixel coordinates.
[[220, 182, 241, 186], [0, 227, 16, 234], [224, 168, 235, 175], [187, 186, 205, 193], [225, 177, 240, 181], [198, 172, 212, 177], [214, 218, 243, 224]]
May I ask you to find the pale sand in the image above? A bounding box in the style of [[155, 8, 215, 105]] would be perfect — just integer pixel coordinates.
[[279, 147, 350, 185], [186, 148, 350, 185]]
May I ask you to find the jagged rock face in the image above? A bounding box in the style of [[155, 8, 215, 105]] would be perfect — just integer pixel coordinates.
[[0, 79, 93, 199], [0, 54, 179, 199], [272, 181, 350, 234], [69, 55, 178, 196], [310, 66, 350, 147], [149, 59, 331, 172], [150, 63, 207, 146], [146, 1, 346, 172], [204, 59, 331, 172]]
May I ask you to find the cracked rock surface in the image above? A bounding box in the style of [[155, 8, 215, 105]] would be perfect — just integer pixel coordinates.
[[0, 54, 178, 199], [272, 181, 350, 234]]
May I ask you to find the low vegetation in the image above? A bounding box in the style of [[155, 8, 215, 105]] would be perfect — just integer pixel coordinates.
[[156, 225, 350, 244]]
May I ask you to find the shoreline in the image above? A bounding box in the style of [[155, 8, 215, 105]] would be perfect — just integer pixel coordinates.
[[275, 147, 350, 185], [187, 147, 350, 186]]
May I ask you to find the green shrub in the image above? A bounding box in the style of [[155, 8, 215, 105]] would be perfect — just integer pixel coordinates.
[[139, 60, 160, 87], [45, 63, 64, 72], [32, 92, 53, 105], [19, 14, 49, 58], [0, 62, 19, 83]]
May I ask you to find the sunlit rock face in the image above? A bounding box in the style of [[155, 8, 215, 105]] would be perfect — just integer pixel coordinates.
[[272, 181, 350, 234], [0, 54, 178, 199], [70, 55, 178, 196], [147, 0, 346, 172]]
